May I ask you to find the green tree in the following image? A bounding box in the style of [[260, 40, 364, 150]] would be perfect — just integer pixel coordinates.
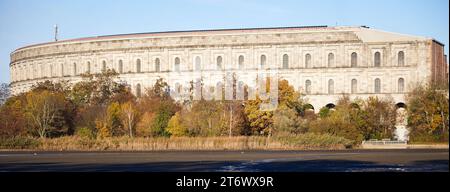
[[318, 107, 331, 118], [309, 96, 365, 143], [309, 107, 364, 144], [69, 69, 130, 107], [151, 101, 179, 137]]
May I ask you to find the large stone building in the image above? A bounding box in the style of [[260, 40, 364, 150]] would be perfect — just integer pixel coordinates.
[[9, 26, 448, 112]]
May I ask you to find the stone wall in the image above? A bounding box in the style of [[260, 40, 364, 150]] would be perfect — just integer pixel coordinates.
[[9, 26, 440, 111]]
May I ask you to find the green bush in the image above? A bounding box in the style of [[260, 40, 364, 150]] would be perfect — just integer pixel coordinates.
[[0, 137, 41, 149], [75, 127, 95, 139]]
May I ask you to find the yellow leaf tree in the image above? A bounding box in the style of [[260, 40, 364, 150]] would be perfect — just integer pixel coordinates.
[[166, 112, 187, 137]]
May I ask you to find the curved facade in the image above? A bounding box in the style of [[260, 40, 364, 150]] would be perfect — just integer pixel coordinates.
[[9, 26, 448, 111]]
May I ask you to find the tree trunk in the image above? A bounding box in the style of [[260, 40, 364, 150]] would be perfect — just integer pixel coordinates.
[[441, 110, 446, 134], [129, 119, 133, 138], [229, 105, 233, 138]]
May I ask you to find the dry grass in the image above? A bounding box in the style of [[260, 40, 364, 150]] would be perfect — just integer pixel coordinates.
[[1, 135, 351, 151]]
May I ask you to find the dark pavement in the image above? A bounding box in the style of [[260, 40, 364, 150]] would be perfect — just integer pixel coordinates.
[[0, 149, 448, 172]]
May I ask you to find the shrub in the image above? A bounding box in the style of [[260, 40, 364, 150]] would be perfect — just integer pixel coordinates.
[[309, 109, 364, 144], [75, 127, 95, 139], [275, 132, 353, 148], [0, 137, 41, 149]]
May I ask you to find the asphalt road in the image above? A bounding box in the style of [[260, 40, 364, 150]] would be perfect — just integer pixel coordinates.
[[0, 149, 448, 172]]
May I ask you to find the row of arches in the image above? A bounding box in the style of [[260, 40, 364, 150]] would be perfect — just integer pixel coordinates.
[[305, 102, 407, 111]]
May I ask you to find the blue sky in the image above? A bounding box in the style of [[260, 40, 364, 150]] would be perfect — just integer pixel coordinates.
[[0, 0, 448, 84]]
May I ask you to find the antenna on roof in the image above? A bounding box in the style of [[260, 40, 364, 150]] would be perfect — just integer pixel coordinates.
[[54, 24, 58, 41]]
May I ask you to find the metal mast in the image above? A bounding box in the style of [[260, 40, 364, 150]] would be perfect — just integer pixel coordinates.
[[54, 24, 58, 41]]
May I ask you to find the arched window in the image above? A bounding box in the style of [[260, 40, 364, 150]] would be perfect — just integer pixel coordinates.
[[305, 54, 312, 68], [86, 62, 91, 73], [328, 53, 335, 68], [155, 58, 160, 72], [398, 51, 405, 66], [282, 54, 289, 69], [260, 55, 266, 69], [50, 65, 53, 77], [216, 56, 223, 70], [328, 79, 334, 94], [60, 63, 64, 76], [102, 60, 107, 72], [351, 79, 357, 94], [305, 80, 312, 94], [398, 78, 405, 93], [374, 78, 381, 93], [374, 52, 381, 67], [351, 52, 357, 67], [136, 59, 141, 73], [195, 56, 201, 71], [73, 63, 77, 76], [174, 57, 180, 72], [118, 60, 123, 73], [136, 84, 142, 98], [238, 55, 244, 69]]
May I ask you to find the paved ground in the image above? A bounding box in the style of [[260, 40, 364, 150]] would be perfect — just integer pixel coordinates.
[[0, 149, 448, 172]]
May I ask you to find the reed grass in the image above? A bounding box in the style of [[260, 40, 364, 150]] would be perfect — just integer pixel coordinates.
[[1, 134, 352, 151]]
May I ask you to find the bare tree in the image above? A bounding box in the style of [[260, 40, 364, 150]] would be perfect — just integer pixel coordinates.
[[120, 101, 140, 138], [0, 83, 10, 106]]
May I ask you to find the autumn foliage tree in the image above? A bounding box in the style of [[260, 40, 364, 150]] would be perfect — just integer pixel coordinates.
[[24, 90, 68, 138], [70, 70, 129, 106], [166, 112, 187, 137], [135, 78, 180, 137], [309, 96, 365, 143], [407, 84, 449, 142], [245, 79, 305, 136], [0, 97, 27, 137], [362, 97, 397, 140], [96, 102, 123, 138]]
